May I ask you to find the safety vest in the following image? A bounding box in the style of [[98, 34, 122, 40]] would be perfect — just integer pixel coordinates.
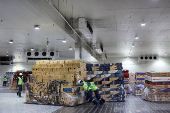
[[83, 81, 98, 92], [90, 82, 98, 91], [3, 77, 7, 81], [18, 77, 23, 85]]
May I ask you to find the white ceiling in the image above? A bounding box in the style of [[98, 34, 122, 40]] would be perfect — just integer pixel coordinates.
[[0, 0, 76, 62], [51, 0, 170, 57], [1, 0, 170, 62]]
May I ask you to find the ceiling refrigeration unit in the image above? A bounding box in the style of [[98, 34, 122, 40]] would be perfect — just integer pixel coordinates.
[[0, 57, 12, 65], [25, 51, 59, 60], [95, 43, 103, 54], [138, 56, 159, 61], [78, 18, 93, 38]]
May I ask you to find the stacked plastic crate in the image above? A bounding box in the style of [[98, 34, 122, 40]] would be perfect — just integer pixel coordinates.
[[123, 70, 130, 94], [133, 72, 146, 95], [86, 63, 125, 102], [143, 72, 170, 101]]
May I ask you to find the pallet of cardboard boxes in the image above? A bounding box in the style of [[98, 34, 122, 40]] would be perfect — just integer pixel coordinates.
[[132, 72, 146, 95], [26, 60, 87, 106], [123, 70, 131, 94], [86, 63, 125, 102], [142, 72, 170, 101]]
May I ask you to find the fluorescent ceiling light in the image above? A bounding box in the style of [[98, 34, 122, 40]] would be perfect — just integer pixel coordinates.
[[31, 48, 34, 51], [34, 25, 40, 30], [9, 40, 13, 43], [132, 43, 135, 47], [141, 23, 146, 26], [63, 40, 66, 43], [69, 47, 73, 50], [135, 36, 138, 39]]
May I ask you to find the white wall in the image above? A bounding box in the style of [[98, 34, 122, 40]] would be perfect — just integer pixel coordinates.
[[0, 62, 34, 85], [105, 57, 170, 73]]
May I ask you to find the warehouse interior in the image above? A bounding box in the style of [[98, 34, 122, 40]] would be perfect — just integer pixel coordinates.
[[1, 0, 170, 113]]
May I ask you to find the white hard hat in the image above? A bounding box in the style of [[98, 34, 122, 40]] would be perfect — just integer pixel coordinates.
[[87, 77, 91, 80], [78, 80, 82, 84], [19, 73, 22, 76]]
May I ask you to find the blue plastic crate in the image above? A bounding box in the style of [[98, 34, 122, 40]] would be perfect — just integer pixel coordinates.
[[63, 88, 72, 93], [136, 78, 145, 80], [86, 71, 94, 75], [136, 82, 145, 85]]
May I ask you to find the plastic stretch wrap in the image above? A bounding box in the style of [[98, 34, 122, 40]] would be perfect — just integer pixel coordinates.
[[124, 84, 132, 94], [142, 87, 170, 101], [60, 91, 86, 106], [132, 83, 136, 94], [132, 82, 145, 95]]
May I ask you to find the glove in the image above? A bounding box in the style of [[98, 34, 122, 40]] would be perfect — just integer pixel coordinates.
[[92, 99, 98, 105]]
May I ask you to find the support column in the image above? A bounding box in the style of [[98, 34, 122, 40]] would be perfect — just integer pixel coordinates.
[[75, 41, 82, 60]]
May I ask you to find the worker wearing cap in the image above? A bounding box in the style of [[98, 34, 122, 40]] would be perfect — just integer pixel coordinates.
[[3, 75, 7, 86], [17, 73, 23, 97], [76, 77, 105, 105]]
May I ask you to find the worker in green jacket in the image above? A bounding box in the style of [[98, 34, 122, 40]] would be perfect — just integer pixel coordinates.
[[76, 77, 105, 105], [3, 75, 7, 86], [17, 73, 23, 97]]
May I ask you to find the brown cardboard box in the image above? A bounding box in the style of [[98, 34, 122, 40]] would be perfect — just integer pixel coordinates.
[[93, 78, 103, 82], [64, 74, 75, 83], [136, 80, 145, 82], [102, 94, 110, 98], [55, 75, 63, 81], [109, 77, 119, 81], [36, 75, 43, 82], [102, 88, 111, 91], [65, 60, 73, 64], [50, 60, 59, 64], [110, 91, 120, 95], [102, 81, 112, 85], [103, 97, 112, 101], [110, 84, 120, 88], [54, 71, 59, 75], [136, 75, 145, 78], [59, 60, 65, 64]]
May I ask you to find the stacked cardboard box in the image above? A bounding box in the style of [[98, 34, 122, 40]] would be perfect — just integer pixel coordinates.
[[142, 72, 170, 101], [27, 60, 87, 106], [133, 72, 146, 95], [123, 70, 130, 94], [86, 63, 125, 102]]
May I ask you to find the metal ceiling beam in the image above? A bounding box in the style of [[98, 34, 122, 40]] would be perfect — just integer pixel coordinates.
[[29, 0, 101, 61]]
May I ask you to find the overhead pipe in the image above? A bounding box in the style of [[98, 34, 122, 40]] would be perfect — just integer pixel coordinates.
[[46, 0, 101, 61]]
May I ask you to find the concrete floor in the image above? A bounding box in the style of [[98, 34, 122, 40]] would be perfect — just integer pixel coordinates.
[[1, 86, 170, 113], [54, 95, 170, 113], [0, 86, 62, 113]]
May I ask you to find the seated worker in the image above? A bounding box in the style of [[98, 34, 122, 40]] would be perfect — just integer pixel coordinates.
[[75, 77, 105, 105]]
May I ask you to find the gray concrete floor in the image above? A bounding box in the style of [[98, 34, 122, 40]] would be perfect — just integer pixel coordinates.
[[1, 85, 170, 113], [54, 94, 170, 113], [0, 86, 62, 113]]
